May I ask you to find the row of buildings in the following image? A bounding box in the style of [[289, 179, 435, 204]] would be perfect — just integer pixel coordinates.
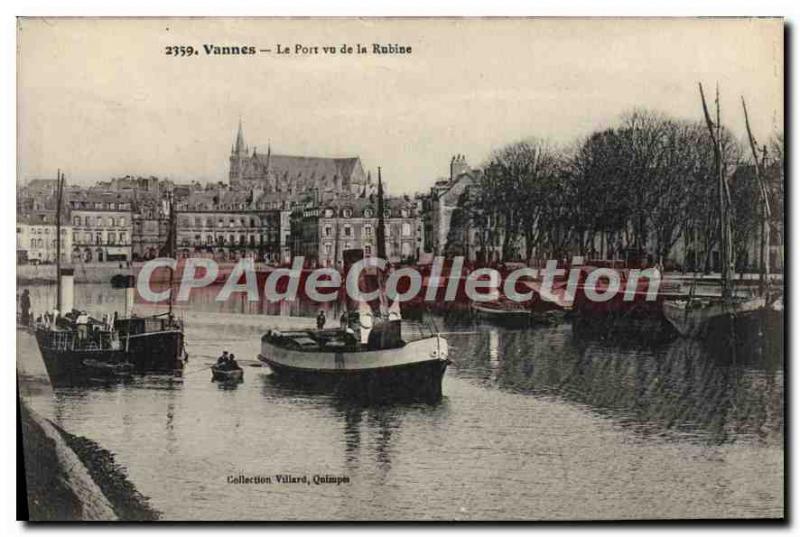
[[18, 120, 783, 272], [17, 122, 425, 267]]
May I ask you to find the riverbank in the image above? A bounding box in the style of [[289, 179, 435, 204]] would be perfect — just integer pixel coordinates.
[[17, 263, 132, 285], [19, 400, 159, 521]]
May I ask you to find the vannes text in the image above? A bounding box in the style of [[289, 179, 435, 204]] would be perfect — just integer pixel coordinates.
[[164, 43, 412, 57]]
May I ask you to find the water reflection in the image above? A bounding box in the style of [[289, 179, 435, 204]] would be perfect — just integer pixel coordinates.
[[443, 315, 783, 445]]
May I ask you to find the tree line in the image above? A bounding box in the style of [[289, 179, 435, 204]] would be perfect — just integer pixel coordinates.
[[446, 109, 783, 273]]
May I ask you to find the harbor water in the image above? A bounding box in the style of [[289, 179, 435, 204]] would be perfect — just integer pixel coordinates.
[[17, 283, 784, 520]]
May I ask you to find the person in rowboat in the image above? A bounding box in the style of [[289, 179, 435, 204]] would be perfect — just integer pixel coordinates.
[[217, 350, 229, 367]]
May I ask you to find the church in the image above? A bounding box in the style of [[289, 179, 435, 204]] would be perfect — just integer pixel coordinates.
[[228, 121, 373, 199]]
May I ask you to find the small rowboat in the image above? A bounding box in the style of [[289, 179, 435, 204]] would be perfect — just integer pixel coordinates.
[[470, 300, 531, 327], [211, 366, 243, 383]]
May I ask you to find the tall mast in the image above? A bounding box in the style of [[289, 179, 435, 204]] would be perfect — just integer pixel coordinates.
[[55, 170, 64, 311], [376, 167, 386, 260], [699, 82, 732, 300], [158, 190, 177, 316], [168, 190, 176, 316], [742, 97, 772, 295]]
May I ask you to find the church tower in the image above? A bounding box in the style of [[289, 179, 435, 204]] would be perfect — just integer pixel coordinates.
[[229, 119, 247, 187]]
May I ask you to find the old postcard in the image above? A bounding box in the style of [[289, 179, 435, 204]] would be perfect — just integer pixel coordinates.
[[16, 17, 784, 521]]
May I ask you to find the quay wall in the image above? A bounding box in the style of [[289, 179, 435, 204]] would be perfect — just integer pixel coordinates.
[[17, 263, 132, 284], [20, 401, 119, 521]]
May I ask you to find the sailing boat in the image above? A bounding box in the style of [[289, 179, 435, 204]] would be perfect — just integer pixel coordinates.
[[258, 168, 450, 401], [662, 85, 768, 338]]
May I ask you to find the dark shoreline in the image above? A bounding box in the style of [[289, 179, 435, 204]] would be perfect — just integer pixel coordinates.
[[20, 402, 160, 521]]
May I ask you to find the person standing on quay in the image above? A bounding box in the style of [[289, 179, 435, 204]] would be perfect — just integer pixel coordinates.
[[19, 289, 31, 326]]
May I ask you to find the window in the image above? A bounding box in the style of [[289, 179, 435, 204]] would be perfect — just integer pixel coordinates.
[[364, 208, 374, 218], [364, 225, 373, 237], [342, 208, 352, 218], [343, 225, 352, 237], [324, 243, 332, 255], [97, 217, 104, 227], [120, 232, 127, 243], [402, 223, 412, 237], [119, 217, 125, 227], [110, 217, 116, 227], [364, 244, 372, 256], [324, 226, 332, 237], [73, 216, 81, 226], [95, 233, 103, 245], [108, 232, 116, 245], [196, 217, 202, 228], [85, 216, 93, 227]]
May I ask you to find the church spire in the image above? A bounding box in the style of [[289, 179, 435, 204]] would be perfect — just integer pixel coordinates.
[[234, 118, 246, 155]]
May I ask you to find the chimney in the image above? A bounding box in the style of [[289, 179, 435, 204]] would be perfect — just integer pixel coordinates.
[[59, 267, 75, 314]]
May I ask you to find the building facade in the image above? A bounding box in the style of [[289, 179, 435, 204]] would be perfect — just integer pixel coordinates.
[[17, 213, 73, 264], [174, 188, 291, 263], [68, 192, 134, 262], [291, 195, 422, 267]]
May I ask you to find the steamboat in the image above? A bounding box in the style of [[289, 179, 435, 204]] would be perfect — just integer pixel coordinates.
[[258, 168, 450, 401], [32, 175, 186, 386]]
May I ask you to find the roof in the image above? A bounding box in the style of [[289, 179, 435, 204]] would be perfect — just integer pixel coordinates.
[[17, 211, 70, 226], [252, 152, 363, 183], [25, 178, 61, 190]]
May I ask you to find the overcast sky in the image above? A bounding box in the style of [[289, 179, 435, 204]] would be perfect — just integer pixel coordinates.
[[18, 17, 783, 193]]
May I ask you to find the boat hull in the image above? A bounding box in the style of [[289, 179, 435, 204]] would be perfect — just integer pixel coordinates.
[[470, 303, 531, 327], [35, 331, 130, 387], [211, 367, 243, 383], [259, 335, 450, 401], [123, 329, 184, 374], [662, 296, 767, 338]]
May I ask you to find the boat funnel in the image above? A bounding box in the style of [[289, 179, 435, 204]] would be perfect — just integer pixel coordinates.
[[59, 267, 74, 314], [111, 274, 136, 317]]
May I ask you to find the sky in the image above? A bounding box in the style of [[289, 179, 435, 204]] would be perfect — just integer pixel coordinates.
[[17, 17, 783, 194]]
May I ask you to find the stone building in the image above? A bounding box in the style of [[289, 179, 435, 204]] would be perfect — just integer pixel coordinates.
[[173, 187, 291, 263], [16, 212, 72, 264], [291, 194, 422, 267], [427, 154, 482, 258], [68, 191, 134, 262]]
